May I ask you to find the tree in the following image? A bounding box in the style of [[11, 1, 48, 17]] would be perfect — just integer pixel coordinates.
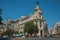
[[3, 29, 13, 36], [0, 8, 2, 14], [2, 28, 19, 37], [0, 16, 2, 22], [13, 31, 19, 34], [24, 21, 39, 36], [0, 8, 3, 24]]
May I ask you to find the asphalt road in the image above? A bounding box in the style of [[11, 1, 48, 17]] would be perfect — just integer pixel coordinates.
[[1, 37, 60, 40], [10, 37, 60, 40]]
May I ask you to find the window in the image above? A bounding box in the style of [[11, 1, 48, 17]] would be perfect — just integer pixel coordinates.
[[40, 21, 41, 28], [34, 9, 38, 12]]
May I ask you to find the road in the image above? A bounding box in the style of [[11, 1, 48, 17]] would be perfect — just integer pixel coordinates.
[[11, 37, 60, 40]]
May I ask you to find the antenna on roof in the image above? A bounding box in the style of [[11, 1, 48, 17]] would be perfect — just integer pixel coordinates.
[[36, 1, 39, 5], [34, 0, 39, 5]]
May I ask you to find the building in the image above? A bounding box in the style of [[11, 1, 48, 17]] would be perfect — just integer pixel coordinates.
[[12, 3, 48, 37], [1, 3, 48, 37], [5, 19, 15, 30], [49, 21, 60, 37], [0, 23, 7, 36]]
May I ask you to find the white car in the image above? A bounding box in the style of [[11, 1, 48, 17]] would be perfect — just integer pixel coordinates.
[[13, 34, 24, 37], [3, 35, 8, 38]]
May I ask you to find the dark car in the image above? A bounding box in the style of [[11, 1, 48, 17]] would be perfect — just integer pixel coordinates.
[[0, 36, 10, 40]]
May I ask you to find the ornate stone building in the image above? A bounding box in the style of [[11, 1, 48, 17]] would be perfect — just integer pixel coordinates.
[[2, 3, 48, 37], [49, 21, 60, 37], [12, 3, 48, 37], [5, 20, 15, 30], [0, 23, 7, 36]]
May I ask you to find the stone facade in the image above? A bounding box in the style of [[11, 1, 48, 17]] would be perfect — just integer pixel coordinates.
[[12, 3, 48, 37], [49, 21, 60, 37], [0, 23, 7, 36], [2, 3, 48, 37], [5, 20, 14, 30]]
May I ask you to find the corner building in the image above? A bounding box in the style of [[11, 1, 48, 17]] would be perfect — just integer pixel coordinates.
[[13, 3, 48, 37], [49, 21, 60, 37]]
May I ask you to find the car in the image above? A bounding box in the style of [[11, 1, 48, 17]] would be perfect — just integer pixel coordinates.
[[13, 34, 24, 37], [46, 34, 54, 38], [3, 35, 8, 38], [0, 36, 10, 40]]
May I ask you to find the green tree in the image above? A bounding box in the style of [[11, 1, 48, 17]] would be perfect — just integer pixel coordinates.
[[0, 8, 2, 24], [13, 31, 19, 34], [3, 29, 13, 36], [2, 28, 19, 37], [24, 21, 39, 36], [0, 16, 2, 22], [0, 8, 2, 14]]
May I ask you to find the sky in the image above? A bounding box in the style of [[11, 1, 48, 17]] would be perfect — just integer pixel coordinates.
[[0, 0, 60, 29]]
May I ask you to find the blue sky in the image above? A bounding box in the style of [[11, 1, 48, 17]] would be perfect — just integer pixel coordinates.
[[0, 0, 60, 29]]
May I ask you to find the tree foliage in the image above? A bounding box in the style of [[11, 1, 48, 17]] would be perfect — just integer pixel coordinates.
[[0, 8, 2, 14], [0, 16, 2, 22], [2, 28, 19, 36], [0, 8, 2, 24], [24, 21, 39, 36], [14, 31, 19, 34]]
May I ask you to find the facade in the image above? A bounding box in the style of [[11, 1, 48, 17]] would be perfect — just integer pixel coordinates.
[[12, 3, 48, 37], [0, 23, 7, 36], [49, 21, 60, 37], [5, 20, 15, 30], [2, 3, 48, 37]]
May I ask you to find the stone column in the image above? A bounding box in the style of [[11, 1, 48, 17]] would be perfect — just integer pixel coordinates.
[[36, 20, 41, 37]]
